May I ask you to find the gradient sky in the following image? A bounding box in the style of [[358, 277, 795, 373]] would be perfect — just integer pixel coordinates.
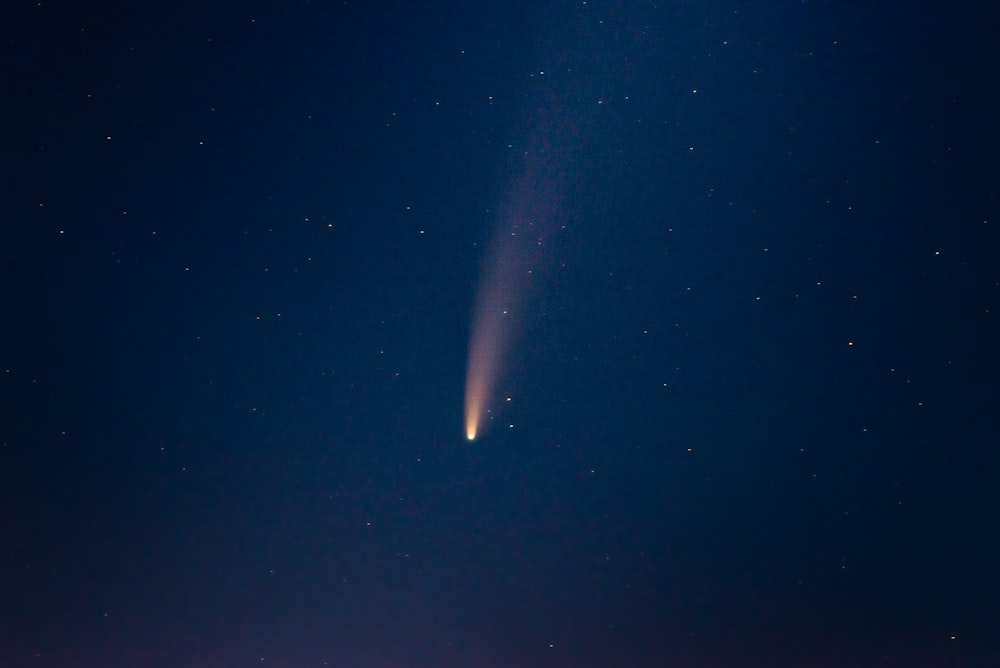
[[3, 1, 999, 666]]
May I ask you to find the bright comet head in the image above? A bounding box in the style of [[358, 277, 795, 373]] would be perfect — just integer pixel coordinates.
[[464, 392, 481, 441], [464, 313, 496, 444]]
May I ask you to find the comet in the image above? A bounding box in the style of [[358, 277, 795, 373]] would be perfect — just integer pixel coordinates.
[[462, 10, 615, 441], [463, 112, 576, 441], [462, 219, 524, 442]]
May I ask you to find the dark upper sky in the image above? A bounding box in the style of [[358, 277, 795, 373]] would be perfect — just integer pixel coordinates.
[[3, 1, 998, 666]]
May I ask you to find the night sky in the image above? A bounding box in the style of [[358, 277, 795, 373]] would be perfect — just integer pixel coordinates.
[[3, 1, 999, 666]]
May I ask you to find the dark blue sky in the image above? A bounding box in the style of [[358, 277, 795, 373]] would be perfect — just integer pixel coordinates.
[[3, 1, 998, 666]]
